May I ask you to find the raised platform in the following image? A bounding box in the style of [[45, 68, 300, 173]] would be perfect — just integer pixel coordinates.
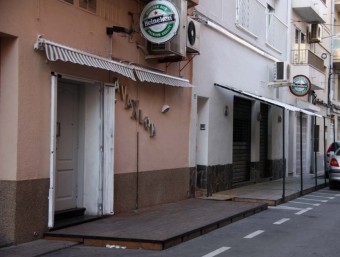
[[45, 199, 267, 250]]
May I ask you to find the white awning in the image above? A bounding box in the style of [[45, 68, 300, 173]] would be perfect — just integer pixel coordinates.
[[34, 36, 192, 87], [215, 83, 322, 117], [134, 66, 192, 87], [34, 36, 136, 81]]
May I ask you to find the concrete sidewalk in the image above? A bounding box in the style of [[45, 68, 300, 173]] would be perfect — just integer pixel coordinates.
[[0, 175, 328, 257], [212, 174, 328, 205]]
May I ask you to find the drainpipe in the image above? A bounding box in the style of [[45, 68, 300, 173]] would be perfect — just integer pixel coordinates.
[[300, 112, 303, 196], [328, 0, 335, 116], [282, 108, 286, 202], [314, 115, 317, 189], [324, 116, 327, 184]]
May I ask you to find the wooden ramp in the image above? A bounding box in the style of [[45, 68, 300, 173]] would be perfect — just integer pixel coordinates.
[[45, 199, 267, 250]]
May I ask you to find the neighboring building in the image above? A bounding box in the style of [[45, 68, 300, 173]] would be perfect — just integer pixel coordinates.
[[289, 0, 332, 175], [0, 0, 198, 246], [332, 1, 340, 141], [190, 0, 332, 196]]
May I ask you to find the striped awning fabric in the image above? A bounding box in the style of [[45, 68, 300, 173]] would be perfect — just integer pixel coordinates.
[[34, 36, 192, 87], [35, 36, 136, 81], [134, 66, 192, 88]]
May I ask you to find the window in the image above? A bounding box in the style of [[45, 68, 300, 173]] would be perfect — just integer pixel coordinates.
[[236, 0, 265, 37], [79, 0, 97, 13], [314, 125, 320, 152], [293, 29, 307, 64], [266, 4, 287, 53]]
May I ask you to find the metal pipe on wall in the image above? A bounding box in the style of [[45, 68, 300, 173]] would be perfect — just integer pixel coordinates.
[[282, 108, 286, 202], [300, 112, 303, 195], [314, 116, 317, 189]]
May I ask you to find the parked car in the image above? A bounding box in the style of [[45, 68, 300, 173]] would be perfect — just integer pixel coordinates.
[[326, 141, 340, 178], [329, 148, 340, 189]]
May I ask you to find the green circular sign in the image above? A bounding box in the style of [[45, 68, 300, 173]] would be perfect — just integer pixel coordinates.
[[140, 0, 180, 44], [290, 75, 311, 97]]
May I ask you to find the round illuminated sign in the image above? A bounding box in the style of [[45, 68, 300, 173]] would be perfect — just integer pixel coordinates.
[[290, 75, 311, 97], [140, 0, 180, 44]]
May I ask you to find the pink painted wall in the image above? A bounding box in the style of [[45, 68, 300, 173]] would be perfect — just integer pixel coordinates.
[[0, 0, 192, 180]]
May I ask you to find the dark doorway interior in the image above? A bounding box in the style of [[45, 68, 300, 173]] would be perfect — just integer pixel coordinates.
[[232, 97, 252, 184]]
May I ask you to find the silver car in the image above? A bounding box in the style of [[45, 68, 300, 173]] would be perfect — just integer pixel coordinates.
[[326, 141, 340, 178], [329, 147, 340, 189]]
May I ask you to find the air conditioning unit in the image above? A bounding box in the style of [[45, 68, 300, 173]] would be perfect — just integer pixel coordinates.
[[274, 62, 290, 81], [146, 0, 187, 59], [186, 17, 200, 54], [308, 24, 322, 43]]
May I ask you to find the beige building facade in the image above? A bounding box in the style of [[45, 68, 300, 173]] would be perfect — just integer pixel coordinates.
[[0, 0, 197, 246]]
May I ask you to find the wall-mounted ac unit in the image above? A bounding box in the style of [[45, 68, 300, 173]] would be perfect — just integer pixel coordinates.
[[308, 24, 322, 43], [274, 62, 290, 81], [186, 17, 200, 54], [146, 0, 187, 59]]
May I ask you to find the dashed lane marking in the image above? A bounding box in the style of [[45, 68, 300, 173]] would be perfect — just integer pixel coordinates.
[[244, 230, 265, 239], [314, 192, 340, 197], [289, 201, 320, 206], [202, 247, 231, 257], [295, 207, 313, 215], [273, 218, 290, 225], [299, 197, 328, 203], [307, 194, 335, 199], [268, 206, 304, 211]]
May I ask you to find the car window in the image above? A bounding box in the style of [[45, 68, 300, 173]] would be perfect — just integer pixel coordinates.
[[335, 143, 340, 150], [336, 148, 340, 156]]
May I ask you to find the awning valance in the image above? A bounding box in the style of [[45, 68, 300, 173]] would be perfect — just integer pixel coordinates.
[[215, 83, 322, 117], [34, 35, 192, 87], [134, 66, 192, 88]]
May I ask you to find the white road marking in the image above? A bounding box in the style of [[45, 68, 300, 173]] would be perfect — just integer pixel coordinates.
[[202, 247, 231, 257], [295, 207, 313, 215], [307, 194, 334, 199], [244, 230, 265, 239], [290, 201, 320, 206], [299, 197, 328, 203], [319, 191, 340, 196], [273, 218, 290, 225], [269, 206, 304, 211], [314, 192, 340, 197]]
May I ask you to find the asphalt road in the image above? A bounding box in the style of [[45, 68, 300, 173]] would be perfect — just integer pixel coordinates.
[[43, 188, 340, 257]]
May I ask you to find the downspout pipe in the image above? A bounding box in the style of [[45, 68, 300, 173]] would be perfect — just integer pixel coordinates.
[[328, 0, 335, 115], [282, 108, 286, 202], [300, 112, 303, 195]]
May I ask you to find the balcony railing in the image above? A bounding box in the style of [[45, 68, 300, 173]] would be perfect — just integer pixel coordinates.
[[291, 49, 325, 71]]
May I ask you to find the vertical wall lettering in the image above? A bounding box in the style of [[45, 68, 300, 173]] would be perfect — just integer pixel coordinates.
[[116, 82, 156, 137]]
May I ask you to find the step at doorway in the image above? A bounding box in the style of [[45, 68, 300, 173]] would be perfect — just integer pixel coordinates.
[[52, 208, 100, 231]]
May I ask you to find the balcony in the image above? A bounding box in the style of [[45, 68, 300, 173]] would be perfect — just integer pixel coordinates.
[[291, 49, 326, 90], [292, 0, 327, 24]]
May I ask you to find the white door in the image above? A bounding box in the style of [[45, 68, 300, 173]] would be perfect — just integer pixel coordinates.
[[55, 84, 79, 211]]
